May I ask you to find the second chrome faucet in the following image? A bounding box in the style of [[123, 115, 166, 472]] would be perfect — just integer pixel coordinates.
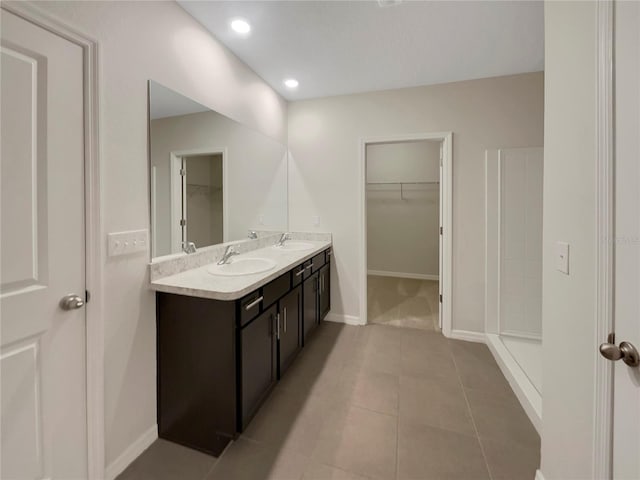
[[217, 245, 239, 265]]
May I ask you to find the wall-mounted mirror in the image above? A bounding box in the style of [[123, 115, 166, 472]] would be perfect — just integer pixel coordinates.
[[148, 81, 288, 259]]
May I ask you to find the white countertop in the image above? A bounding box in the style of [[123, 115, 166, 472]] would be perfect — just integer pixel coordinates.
[[149, 240, 332, 301]]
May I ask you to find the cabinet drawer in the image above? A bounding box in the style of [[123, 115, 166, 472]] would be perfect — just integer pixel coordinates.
[[310, 252, 326, 274], [291, 263, 305, 287], [262, 272, 291, 308], [239, 290, 263, 327], [302, 259, 313, 280]]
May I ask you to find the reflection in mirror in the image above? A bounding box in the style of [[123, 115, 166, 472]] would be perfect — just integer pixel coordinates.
[[149, 81, 288, 259]]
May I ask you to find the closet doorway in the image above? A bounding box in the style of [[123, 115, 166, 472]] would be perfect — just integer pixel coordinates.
[[360, 133, 452, 334], [167, 149, 227, 254]]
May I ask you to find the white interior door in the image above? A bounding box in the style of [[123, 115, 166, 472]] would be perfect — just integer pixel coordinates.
[[0, 10, 88, 479], [612, 1, 640, 478]]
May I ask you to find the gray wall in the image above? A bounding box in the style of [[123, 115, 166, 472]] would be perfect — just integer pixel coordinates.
[[366, 141, 440, 277], [288, 72, 544, 331]]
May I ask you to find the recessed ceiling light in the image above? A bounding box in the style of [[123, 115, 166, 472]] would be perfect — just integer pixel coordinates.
[[284, 79, 299, 89], [230, 19, 251, 35]]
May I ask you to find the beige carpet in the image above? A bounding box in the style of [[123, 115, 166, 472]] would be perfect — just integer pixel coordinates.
[[367, 275, 440, 330]]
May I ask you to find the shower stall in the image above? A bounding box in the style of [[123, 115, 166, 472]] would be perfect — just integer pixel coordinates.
[[485, 147, 543, 432]]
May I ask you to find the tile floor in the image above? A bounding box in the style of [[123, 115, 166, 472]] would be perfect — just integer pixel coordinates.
[[367, 276, 440, 331], [118, 322, 540, 480]]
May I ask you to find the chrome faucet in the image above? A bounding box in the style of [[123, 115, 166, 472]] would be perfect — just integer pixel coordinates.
[[217, 245, 239, 265], [275, 232, 291, 247], [248, 230, 258, 239], [182, 241, 197, 254]]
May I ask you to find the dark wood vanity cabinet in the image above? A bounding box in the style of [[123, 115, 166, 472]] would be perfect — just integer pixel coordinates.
[[156, 247, 331, 457], [156, 294, 236, 456]]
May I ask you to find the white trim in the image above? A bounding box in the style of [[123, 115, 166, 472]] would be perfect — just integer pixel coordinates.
[[1, 3, 105, 479], [500, 330, 543, 342], [486, 334, 542, 434], [448, 329, 486, 344], [535, 469, 546, 480], [367, 270, 439, 281], [484, 149, 500, 335], [359, 132, 453, 334], [105, 425, 158, 480], [151, 167, 157, 258], [324, 312, 365, 326], [593, 1, 615, 478], [169, 155, 183, 253]]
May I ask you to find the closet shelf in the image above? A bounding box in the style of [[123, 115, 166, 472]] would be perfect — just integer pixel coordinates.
[[366, 181, 439, 200]]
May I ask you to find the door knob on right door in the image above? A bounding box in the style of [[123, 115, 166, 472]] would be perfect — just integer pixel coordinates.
[[599, 334, 640, 367]]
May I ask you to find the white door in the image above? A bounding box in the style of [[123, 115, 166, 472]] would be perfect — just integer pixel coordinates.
[[612, 1, 640, 478], [0, 10, 88, 480]]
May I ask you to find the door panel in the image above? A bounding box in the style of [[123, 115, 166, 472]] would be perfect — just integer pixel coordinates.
[[303, 274, 318, 344], [240, 305, 277, 429], [319, 264, 330, 320], [279, 287, 301, 375], [613, 2, 640, 478], [0, 10, 87, 479]]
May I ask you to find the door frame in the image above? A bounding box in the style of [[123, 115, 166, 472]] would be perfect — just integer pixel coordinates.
[[169, 148, 229, 251], [1, 2, 104, 478], [359, 132, 453, 335], [593, 0, 615, 478]]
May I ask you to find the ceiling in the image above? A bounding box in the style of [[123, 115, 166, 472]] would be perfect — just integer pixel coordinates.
[[178, 1, 544, 101], [149, 81, 209, 120]]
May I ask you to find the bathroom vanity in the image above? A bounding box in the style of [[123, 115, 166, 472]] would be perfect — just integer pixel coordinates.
[[150, 238, 332, 457]]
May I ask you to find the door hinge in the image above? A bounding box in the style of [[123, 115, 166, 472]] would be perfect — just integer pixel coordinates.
[[180, 219, 186, 226], [439, 294, 442, 303], [440, 226, 443, 235], [85, 290, 91, 303], [179, 168, 186, 176]]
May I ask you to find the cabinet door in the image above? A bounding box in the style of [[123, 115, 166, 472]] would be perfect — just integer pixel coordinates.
[[240, 304, 277, 430], [278, 286, 301, 376], [303, 273, 319, 344], [319, 264, 331, 320]]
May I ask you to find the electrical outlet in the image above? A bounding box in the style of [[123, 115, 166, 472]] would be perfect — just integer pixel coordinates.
[[555, 241, 569, 274], [312, 215, 320, 226], [108, 230, 148, 257]]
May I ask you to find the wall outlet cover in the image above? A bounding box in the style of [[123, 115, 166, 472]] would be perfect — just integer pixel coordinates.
[[555, 241, 570, 275]]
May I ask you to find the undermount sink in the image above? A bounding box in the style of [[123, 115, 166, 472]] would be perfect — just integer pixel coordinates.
[[273, 241, 314, 252], [207, 257, 276, 276]]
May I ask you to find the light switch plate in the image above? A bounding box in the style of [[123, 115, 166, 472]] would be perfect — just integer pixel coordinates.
[[312, 215, 320, 226], [555, 241, 570, 274], [108, 230, 148, 257]]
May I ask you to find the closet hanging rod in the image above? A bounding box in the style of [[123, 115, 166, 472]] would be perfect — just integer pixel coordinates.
[[366, 181, 439, 185]]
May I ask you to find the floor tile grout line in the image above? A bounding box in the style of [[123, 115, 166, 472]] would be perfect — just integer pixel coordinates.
[[448, 343, 496, 480]]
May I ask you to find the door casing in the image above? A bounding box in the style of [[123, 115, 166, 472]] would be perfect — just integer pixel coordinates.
[[359, 132, 453, 335]]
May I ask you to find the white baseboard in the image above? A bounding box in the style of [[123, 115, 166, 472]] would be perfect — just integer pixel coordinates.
[[106, 424, 158, 480], [486, 334, 542, 435], [535, 469, 545, 480], [324, 312, 365, 326], [447, 329, 486, 343], [367, 270, 439, 281]]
